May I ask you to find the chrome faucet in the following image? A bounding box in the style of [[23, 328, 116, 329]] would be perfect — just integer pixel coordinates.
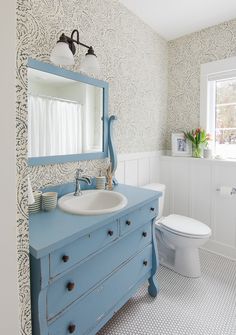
[[74, 168, 92, 196]]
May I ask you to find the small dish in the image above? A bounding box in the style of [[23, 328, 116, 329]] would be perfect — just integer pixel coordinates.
[[42, 192, 58, 211]]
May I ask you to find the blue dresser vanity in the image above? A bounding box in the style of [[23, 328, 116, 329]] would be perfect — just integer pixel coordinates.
[[30, 184, 161, 335]]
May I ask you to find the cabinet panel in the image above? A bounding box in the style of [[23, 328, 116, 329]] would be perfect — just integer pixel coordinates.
[[50, 221, 118, 278], [48, 245, 152, 335], [47, 223, 151, 319], [120, 201, 158, 236]]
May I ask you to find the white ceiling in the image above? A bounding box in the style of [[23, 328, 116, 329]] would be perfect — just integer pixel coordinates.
[[119, 0, 236, 40]]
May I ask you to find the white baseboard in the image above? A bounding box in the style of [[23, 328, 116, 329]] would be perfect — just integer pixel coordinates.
[[202, 239, 236, 261]]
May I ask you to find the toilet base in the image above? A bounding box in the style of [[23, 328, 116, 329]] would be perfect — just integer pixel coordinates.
[[159, 248, 201, 278], [174, 247, 201, 278], [156, 230, 202, 278]]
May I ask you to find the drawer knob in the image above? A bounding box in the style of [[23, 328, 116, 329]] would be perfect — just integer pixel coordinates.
[[150, 207, 155, 211], [67, 282, 75, 291], [126, 220, 132, 226], [68, 324, 76, 333], [108, 230, 114, 236], [143, 260, 148, 266], [62, 255, 69, 263], [142, 232, 147, 237]]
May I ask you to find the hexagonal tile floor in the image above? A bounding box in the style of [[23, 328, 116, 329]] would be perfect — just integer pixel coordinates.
[[98, 249, 236, 335]]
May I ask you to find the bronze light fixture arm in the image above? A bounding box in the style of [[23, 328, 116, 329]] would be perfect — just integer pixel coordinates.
[[57, 29, 96, 57]]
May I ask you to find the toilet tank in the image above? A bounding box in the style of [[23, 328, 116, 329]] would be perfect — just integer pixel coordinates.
[[142, 183, 166, 219]]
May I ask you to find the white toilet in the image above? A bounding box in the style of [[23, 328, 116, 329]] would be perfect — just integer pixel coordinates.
[[143, 183, 211, 278]]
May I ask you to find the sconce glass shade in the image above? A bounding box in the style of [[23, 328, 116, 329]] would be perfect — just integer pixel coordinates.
[[80, 54, 100, 75], [50, 42, 74, 66]]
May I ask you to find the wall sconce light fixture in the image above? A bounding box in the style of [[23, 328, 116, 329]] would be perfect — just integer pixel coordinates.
[[50, 29, 100, 74]]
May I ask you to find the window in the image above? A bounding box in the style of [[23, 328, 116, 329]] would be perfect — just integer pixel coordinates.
[[200, 56, 236, 159]]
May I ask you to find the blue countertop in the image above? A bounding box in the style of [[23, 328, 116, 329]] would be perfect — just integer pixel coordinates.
[[29, 184, 161, 259]]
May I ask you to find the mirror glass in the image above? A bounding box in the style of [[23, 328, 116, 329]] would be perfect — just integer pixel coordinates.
[[27, 59, 108, 165]]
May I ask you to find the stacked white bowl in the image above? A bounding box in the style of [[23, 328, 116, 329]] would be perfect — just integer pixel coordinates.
[[96, 176, 106, 190], [29, 191, 42, 214], [42, 192, 58, 211]]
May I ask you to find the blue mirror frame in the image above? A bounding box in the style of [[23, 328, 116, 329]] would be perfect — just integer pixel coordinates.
[[27, 58, 109, 166]]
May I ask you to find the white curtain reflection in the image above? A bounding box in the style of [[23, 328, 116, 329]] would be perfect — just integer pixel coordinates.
[[28, 95, 84, 157]]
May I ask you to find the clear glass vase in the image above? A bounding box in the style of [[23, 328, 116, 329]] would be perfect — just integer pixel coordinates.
[[192, 144, 203, 158]]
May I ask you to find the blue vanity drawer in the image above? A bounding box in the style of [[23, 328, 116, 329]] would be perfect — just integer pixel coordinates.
[[47, 222, 151, 320], [120, 200, 158, 236], [48, 244, 152, 335], [49, 221, 118, 278]]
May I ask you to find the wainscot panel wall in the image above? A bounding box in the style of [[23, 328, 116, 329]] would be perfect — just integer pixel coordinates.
[[160, 156, 236, 260], [116, 151, 161, 186], [16, 0, 167, 333], [166, 18, 236, 149]]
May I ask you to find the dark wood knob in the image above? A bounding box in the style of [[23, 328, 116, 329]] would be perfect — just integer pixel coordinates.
[[126, 220, 132, 226], [150, 207, 155, 211], [108, 230, 114, 236], [68, 324, 76, 333], [142, 232, 147, 237], [143, 260, 148, 266], [67, 282, 75, 291], [62, 255, 69, 263]]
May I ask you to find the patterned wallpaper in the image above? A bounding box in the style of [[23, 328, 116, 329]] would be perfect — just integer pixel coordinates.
[[16, 0, 167, 333], [166, 18, 236, 148]]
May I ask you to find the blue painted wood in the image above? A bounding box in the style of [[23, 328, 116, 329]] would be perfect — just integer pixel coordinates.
[[50, 220, 118, 278], [47, 222, 151, 319], [119, 199, 158, 236], [108, 115, 118, 181], [29, 184, 161, 335], [89, 272, 151, 335], [30, 257, 48, 335], [27, 58, 109, 166], [29, 184, 161, 259], [48, 245, 152, 335], [148, 219, 160, 297]]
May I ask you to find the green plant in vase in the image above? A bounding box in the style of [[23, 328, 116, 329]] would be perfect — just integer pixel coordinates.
[[184, 128, 210, 158]]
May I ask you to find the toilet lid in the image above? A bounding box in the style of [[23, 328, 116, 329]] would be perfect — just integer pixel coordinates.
[[159, 214, 211, 237]]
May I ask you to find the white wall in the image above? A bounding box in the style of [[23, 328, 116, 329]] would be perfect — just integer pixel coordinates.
[[0, 1, 19, 333], [160, 156, 236, 260]]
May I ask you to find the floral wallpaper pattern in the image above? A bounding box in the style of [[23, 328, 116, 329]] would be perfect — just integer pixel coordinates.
[[166, 18, 236, 148], [16, 0, 167, 333]]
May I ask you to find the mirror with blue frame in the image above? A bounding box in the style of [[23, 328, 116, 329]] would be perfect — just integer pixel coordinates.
[[27, 58, 108, 165]]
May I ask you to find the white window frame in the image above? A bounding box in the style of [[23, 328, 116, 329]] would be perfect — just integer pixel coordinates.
[[200, 56, 236, 157]]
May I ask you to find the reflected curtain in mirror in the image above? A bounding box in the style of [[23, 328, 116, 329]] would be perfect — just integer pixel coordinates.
[[28, 95, 85, 157]]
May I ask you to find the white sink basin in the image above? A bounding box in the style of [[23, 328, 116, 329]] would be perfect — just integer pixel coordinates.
[[58, 190, 128, 215]]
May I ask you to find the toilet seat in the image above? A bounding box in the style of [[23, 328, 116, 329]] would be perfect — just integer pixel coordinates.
[[156, 214, 211, 239]]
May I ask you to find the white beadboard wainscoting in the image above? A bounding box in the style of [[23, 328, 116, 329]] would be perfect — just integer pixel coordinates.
[[160, 156, 236, 260], [115, 152, 236, 260], [116, 151, 162, 186]]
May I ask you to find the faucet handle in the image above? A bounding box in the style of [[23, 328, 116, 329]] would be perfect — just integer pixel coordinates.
[[75, 168, 83, 178]]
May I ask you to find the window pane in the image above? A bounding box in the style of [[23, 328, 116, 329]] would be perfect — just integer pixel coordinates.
[[215, 78, 236, 159]]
